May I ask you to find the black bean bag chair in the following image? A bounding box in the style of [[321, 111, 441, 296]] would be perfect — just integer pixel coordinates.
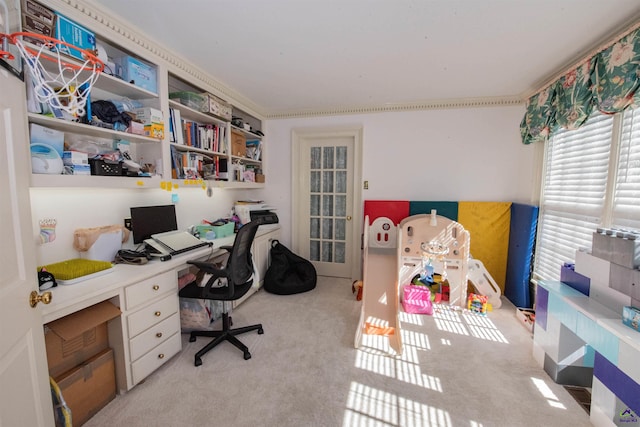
[[264, 240, 316, 295]]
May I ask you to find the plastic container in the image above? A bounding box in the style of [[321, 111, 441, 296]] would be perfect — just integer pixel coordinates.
[[169, 91, 208, 112]]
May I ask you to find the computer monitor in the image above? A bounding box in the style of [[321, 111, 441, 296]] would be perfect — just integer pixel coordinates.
[[130, 205, 178, 244]]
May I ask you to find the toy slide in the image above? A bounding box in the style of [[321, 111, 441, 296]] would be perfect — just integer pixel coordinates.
[[467, 258, 502, 308], [398, 211, 470, 308], [354, 216, 402, 354]]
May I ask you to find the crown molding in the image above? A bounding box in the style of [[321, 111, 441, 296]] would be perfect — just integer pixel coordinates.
[[264, 96, 524, 119], [51, 0, 524, 121]]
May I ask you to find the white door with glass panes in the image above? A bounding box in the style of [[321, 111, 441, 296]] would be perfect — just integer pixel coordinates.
[[0, 68, 55, 426], [293, 128, 362, 279]]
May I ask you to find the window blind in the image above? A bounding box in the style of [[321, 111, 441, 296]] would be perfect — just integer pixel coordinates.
[[534, 111, 614, 281], [612, 107, 640, 231]]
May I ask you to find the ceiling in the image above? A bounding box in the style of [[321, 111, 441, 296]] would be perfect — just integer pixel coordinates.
[[90, 0, 640, 117]]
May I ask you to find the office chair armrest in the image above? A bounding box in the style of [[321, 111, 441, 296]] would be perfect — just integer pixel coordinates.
[[187, 260, 234, 298], [220, 245, 233, 252], [187, 260, 223, 274]]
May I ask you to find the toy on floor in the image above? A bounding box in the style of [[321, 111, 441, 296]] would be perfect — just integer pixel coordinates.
[[467, 293, 489, 315], [467, 258, 502, 308], [352, 280, 363, 301]]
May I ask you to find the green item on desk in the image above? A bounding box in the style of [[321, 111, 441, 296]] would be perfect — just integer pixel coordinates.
[[38, 258, 112, 281]]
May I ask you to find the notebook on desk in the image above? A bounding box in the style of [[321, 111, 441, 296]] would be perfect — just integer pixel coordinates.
[[145, 230, 210, 256]]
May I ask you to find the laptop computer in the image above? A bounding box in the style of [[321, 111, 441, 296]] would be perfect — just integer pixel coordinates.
[[145, 230, 210, 256]]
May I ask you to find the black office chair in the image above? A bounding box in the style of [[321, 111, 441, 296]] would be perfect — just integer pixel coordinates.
[[179, 219, 263, 366]]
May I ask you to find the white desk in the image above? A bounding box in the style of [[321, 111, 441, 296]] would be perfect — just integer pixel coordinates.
[[42, 226, 280, 393]]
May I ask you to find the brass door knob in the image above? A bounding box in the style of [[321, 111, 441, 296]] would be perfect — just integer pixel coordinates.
[[29, 291, 52, 308], [346, 216, 352, 221]]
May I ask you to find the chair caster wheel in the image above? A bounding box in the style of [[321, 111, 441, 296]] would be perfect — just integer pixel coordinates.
[[194, 357, 202, 367], [244, 352, 251, 360], [189, 336, 196, 342], [258, 328, 264, 334]]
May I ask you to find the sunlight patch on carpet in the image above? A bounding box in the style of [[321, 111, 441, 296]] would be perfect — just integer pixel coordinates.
[[399, 311, 426, 326], [355, 345, 443, 390], [344, 381, 452, 427], [400, 329, 431, 351], [531, 377, 567, 410]]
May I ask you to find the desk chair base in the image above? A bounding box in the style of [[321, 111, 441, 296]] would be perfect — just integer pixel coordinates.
[[189, 312, 263, 366]]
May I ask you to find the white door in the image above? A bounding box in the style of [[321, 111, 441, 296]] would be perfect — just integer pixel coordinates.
[[0, 68, 54, 426], [293, 128, 363, 279]]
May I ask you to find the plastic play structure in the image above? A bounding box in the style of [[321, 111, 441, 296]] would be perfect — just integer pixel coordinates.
[[355, 210, 502, 354]]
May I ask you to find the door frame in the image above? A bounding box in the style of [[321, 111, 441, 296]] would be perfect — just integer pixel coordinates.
[[291, 126, 363, 280]]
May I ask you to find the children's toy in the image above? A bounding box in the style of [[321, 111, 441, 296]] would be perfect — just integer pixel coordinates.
[[398, 210, 470, 309], [468, 293, 489, 315], [467, 258, 502, 308], [402, 284, 433, 314], [355, 210, 471, 355], [354, 216, 402, 353]]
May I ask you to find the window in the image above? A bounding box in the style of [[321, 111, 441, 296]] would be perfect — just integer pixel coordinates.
[[533, 108, 640, 281]]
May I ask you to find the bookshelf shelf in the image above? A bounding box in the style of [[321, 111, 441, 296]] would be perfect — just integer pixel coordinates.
[[28, 113, 161, 144]]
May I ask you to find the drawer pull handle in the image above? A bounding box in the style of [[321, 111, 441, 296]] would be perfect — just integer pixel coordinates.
[[156, 332, 163, 338], [154, 311, 161, 316], [158, 353, 165, 359], [153, 285, 160, 291]]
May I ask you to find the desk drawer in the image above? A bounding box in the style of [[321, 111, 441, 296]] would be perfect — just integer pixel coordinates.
[[129, 312, 180, 362], [125, 270, 177, 310], [127, 293, 178, 338], [131, 332, 181, 385]]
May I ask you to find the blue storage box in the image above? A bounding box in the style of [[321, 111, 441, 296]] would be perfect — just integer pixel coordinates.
[[115, 55, 157, 93], [622, 306, 640, 332], [54, 13, 96, 60]]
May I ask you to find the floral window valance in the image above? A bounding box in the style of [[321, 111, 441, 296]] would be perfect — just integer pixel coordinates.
[[521, 27, 640, 145]]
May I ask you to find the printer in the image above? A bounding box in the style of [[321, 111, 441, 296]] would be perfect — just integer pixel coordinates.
[[234, 202, 278, 225]]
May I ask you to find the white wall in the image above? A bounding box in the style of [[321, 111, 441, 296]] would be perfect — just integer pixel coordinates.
[[256, 104, 538, 245], [30, 104, 538, 266], [30, 186, 240, 266]]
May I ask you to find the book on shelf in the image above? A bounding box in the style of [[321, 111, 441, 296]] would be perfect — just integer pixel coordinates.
[[246, 139, 261, 161], [173, 109, 184, 145], [168, 108, 175, 142]]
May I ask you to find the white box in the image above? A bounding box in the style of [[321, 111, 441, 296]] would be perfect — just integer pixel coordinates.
[[30, 123, 64, 157], [62, 151, 88, 166], [133, 107, 163, 124], [68, 164, 90, 175], [575, 249, 611, 287]]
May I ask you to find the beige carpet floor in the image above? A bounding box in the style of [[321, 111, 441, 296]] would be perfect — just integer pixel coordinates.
[[84, 277, 591, 427]]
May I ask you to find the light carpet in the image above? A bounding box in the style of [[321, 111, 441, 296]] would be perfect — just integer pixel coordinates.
[[84, 277, 590, 427]]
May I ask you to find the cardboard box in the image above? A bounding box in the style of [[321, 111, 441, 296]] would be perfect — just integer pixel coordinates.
[[21, 0, 56, 45], [144, 123, 164, 139], [54, 13, 96, 60], [54, 348, 116, 426], [62, 151, 88, 166], [255, 173, 265, 183], [66, 163, 91, 175], [115, 55, 157, 93], [132, 107, 163, 124], [22, 0, 55, 25], [205, 93, 232, 120], [622, 306, 640, 332], [231, 129, 246, 157], [127, 121, 145, 136], [242, 170, 255, 182], [45, 301, 121, 378]]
